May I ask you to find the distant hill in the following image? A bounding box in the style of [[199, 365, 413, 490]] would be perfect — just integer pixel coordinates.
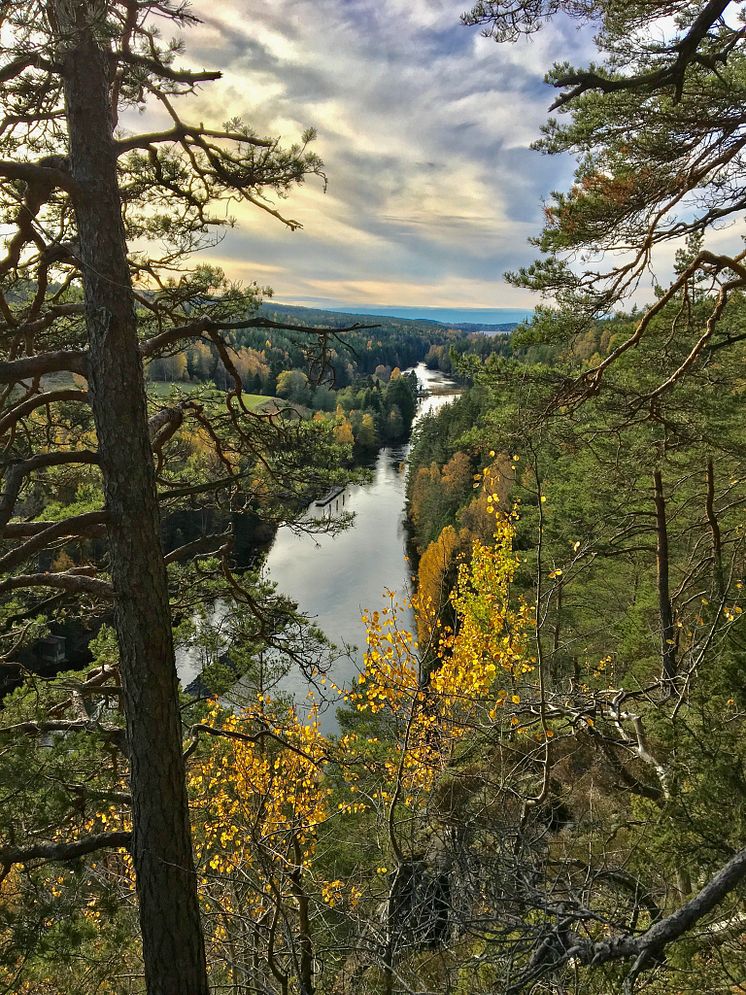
[[259, 302, 521, 336], [441, 320, 519, 335]]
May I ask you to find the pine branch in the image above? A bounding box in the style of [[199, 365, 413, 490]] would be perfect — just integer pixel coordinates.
[[0, 831, 131, 880]]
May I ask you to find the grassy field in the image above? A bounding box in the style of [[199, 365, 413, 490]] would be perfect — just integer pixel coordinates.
[[38, 373, 273, 410], [146, 380, 271, 409]]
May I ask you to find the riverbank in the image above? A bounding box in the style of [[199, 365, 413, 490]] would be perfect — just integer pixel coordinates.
[[252, 364, 461, 729], [175, 364, 461, 730]]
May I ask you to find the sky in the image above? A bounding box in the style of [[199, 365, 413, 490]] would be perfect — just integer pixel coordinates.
[[165, 0, 597, 311]]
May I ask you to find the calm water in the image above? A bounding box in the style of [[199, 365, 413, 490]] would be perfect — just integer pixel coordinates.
[[178, 364, 460, 729], [264, 365, 459, 726]]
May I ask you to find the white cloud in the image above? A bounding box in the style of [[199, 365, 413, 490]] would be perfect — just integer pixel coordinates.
[[137, 0, 590, 308]]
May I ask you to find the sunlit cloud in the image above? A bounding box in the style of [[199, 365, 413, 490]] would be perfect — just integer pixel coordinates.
[[152, 1, 599, 310]]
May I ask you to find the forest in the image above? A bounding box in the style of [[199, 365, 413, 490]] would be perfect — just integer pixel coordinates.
[[0, 2, 744, 995]]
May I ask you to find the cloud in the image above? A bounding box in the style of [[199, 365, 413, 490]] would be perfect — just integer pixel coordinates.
[[152, 1, 595, 308]]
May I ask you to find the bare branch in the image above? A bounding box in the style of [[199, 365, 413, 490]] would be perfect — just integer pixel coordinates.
[[0, 389, 89, 436], [0, 570, 113, 599], [0, 511, 107, 572], [188, 722, 324, 767], [0, 450, 99, 527], [0, 717, 125, 748], [116, 123, 272, 155], [113, 50, 221, 84], [141, 315, 378, 357], [0, 831, 131, 879], [0, 52, 57, 83], [0, 349, 87, 385], [0, 159, 77, 194], [549, 0, 734, 108], [509, 847, 746, 992], [163, 531, 232, 565]]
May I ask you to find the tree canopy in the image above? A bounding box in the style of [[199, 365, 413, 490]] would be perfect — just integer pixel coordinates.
[[1, 3, 745, 995], [466, 0, 746, 405]]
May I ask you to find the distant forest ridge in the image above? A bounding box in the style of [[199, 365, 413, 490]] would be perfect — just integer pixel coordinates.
[[261, 301, 530, 334]]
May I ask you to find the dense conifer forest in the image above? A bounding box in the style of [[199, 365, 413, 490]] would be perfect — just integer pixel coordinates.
[[0, 2, 744, 995]]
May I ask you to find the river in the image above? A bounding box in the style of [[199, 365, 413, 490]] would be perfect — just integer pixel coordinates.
[[178, 363, 460, 731]]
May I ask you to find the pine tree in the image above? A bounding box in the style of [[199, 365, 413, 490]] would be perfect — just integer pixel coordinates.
[[0, 3, 366, 991]]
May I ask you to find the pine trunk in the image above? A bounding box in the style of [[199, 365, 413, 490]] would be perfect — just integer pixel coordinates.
[[653, 469, 677, 685], [56, 5, 209, 993]]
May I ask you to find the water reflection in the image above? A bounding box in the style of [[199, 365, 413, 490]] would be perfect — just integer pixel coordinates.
[[263, 364, 459, 729], [177, 364, 460, 731]]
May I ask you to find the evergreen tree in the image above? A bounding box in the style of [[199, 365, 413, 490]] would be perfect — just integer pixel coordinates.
[[465, 0, 746, 403], [0, 3, 365, 991]]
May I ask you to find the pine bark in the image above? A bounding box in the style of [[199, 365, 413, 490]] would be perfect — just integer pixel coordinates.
[[55, 5, 208, 992], [653, 470, 677, 685], [705, 457, 724, 595]]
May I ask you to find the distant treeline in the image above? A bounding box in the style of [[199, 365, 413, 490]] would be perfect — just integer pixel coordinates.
[[146, 302, 512, 393], [145, 303, 515, 460]]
